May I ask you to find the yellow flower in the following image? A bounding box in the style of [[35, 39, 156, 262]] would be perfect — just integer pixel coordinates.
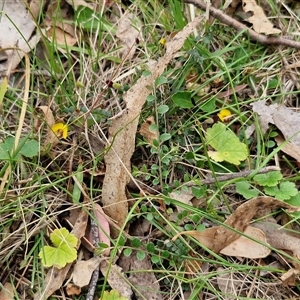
[[217, 109, 232, 122], [159, 37, 167, 46], [51, 123, 68, 139]]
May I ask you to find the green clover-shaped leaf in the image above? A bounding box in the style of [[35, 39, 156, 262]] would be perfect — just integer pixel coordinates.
[[39, 244, 77, 269], [235, 181, 259, 199], [264, 182, 298, 200], [253, 171, 282, 187], [0, 137, 38, 160], [39, 228, 78, 269], [100, 290, 129, 300], [50, 228, 78, 248], [206, 123, 247, 165]]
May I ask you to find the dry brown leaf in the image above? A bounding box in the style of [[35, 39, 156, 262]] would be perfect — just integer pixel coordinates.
[[33, 208, 89, 300], [102, 16, 204, 231], [280, 269, 300, 286], [66, 283, 81, 296], [35, 106, 59, 151], [0, 0, 39, 73], [212, 196, 299, 253], [46, 27, 77, 51], [72, 257, 101, 288], [139, 116, 159, 145], [29, 0, 46, 20], [0, 282, 14, 300], [275, 136, 300, 162], [220, 226, 270, 258], [242, 0, 281, 35], [252, 100, 300, 146], [65, 0, 96, 10], [173, 197, 299, 256], [172, 227, 217, 249], [44, 1, 77, 53], [86, 204, 110, 255], [169, 188, 194, 213], [252, 221, 300, 259], [100, 260, 133, 299], [127, 251, 162, 300], [116, 13, 141, 60]]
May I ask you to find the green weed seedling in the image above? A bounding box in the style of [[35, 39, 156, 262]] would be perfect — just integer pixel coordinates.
[[39, 228, 78, 269], [236, 170, 300, 203]]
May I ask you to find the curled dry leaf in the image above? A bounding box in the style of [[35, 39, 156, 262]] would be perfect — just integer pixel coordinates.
[[280, 269, 300, 286], [102, 15, 204, 232], [173, 197, 300, 257], [86, 204, 111, 256], [275, 136, 300, 163], [0, 282, 14, 300], [100, 260, 133, 299], [220, 226, 270, 258], [252, 100, 300, 157], [212, 196, 299, 253], [65, 0, 96, 10], [169, 188, 194, 213], [66, 283, 81, 296], [46, 27, 77, 49], [0, 0, 39, 73], [252, 221, 300, 259], [116, 13, 141, 60], [44, 2, 77, 52], [139, 116, 159, 145], [242, 0, 281, 35], [127, 251, 163, 300], [34, 106, 60, 151], [72, 257, 102, 288]]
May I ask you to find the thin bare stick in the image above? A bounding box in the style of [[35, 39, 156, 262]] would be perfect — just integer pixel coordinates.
[[185, 0, 300, 50], [129, 166, 281, 194], [189, 166, 281, 186], [86, 214, 100, 300]]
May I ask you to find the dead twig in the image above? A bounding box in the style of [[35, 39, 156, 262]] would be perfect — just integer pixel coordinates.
[[197, 166, 281, 185], [185, 0, 300, 50], [129, 166, 280, 194], [86, 214, 100, 300]]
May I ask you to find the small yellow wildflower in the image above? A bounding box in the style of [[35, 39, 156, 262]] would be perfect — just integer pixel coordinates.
[[159, 37, 167, 46], [51, 123, 68, 139], [217, 109, 232, 122]]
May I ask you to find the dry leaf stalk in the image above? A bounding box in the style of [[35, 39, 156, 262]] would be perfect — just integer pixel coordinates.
[[102, 16, 205, 230]]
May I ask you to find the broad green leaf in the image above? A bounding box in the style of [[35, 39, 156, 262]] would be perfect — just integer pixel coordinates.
[[191, 185, 207, 199], [155, 76, 168, 86], [50, 228, 78, 248], [0, 137, 39, 160], [75, 6, 115, 33], [20, 139, 39, 157], [100, 290, 129, 300], [157, 104, 169, 115], [286, 193, 300, 206], [201, 98, 216, 112], [171, 91, 193, 108], [39, 228, 78, 268], [39, 244, 77, 269], [264, 182, 298, 200], [160, 133, 171, 142], [206, 123, 247, 165], [253, 171, 282, 187], [235, 181, 259, 199]]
